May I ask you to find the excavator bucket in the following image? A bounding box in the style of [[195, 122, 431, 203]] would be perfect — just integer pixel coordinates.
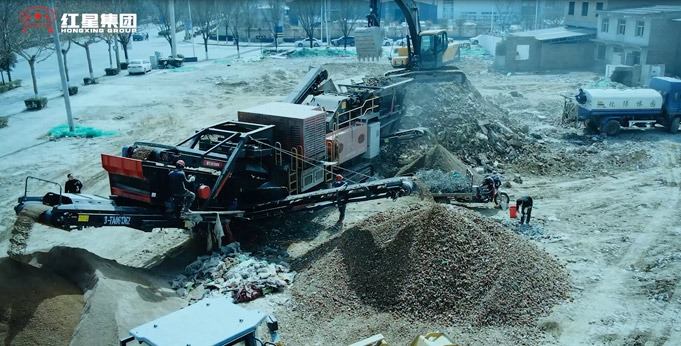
[[354, 27, 384, 61]]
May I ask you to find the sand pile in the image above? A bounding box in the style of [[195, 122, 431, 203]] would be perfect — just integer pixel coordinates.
[[292, 204, 570, 326], [400, 80, 535, 169], [0, 258, 84, 345]]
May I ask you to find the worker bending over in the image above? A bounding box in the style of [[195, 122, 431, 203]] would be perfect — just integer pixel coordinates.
[[516, 196, 533, 225], [333, 174, 348, 223], [168, 160, 195, 214]]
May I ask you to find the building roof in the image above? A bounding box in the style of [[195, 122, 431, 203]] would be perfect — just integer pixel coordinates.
[[510, 27, 595, 42], [599, 5, 681, 16]]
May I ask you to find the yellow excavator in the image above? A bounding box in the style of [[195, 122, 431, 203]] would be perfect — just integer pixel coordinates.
[[354, 0, 465, 82]]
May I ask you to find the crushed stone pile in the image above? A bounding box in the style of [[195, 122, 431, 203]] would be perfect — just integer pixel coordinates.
[[292, 204, 570, 326], [399, 80, 537, 170], [7, 204, 50, 257], [397, 144, 472, 176], [172, 242, 295, 303], [414, 169, 469, 193]]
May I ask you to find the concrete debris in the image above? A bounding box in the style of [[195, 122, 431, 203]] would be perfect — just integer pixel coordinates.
[[172, 242, 295, 303], [292, 204, 570, 326], [399, 81, 537, 170]]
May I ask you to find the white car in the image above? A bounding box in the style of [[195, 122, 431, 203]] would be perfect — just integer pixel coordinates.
[[295, 38, 321, 48], [383, 38, 393, 46], [128, 59, 151, 75]]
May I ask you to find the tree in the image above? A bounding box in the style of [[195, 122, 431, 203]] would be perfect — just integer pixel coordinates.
[[112, 0, 135, 64], [0, 50, 17, 83], [193, 0, 217, 60], [153, 0, 174, 51], [241, 0, 258, 42], [0, 1, 19, 82], [9, 0, 54, 96], [335, 0, 364, 49], [263, 0, 285, 50], [72, 33, 100, 81], [292, 0, 318, 48]]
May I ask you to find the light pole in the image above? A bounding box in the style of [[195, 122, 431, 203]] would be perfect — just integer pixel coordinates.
[[50, 0, 74, 132]]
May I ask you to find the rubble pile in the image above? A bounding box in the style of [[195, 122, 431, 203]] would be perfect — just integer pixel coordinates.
[[292, 204, 570, 326], [401, 80, 536, 168], [171, 242, 295, 303]]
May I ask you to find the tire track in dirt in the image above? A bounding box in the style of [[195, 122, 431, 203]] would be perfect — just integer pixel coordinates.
[[557, 144, 681, 344]]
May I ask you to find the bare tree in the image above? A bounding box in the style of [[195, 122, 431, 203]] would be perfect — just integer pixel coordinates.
[[335, 0, 364, 49], [72, 33, 100, 81], [0, 1, 19, 82], [10, 1, 54, 96], [241, 0, 259, 42], [263, 0, 285, 50], [292, 0, 318, 48], [153, 0, 174, 51], [112, 0, 135, 64], [193, 0, 217, 60], [494, 0, 520, 32]]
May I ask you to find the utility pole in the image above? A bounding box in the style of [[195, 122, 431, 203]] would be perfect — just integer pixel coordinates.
[[187, 0, 196, 58], [51, 0, 74, 132], [169, 0, 177, 57]]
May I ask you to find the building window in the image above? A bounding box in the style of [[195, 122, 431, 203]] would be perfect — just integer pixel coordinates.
[[568, 2, 575, 15], [597, 45, 606, 60], [635, 20, 645, 36], [596, 2, 604, 11], [601, 18, 609, 32], [582, 2, 589, 16], [617, 19, 626, 35]]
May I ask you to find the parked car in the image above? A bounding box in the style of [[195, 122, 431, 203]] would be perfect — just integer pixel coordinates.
[[383, 38, 393, 46], [128, 59, 151, 75], [294, 38, 322, 48], [132, 32, 149, 41], [331, 36, 355, 47]]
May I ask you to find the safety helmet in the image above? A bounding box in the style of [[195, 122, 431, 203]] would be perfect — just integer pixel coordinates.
[[176, 160, 186, 168], [335, 174, 344, 181]]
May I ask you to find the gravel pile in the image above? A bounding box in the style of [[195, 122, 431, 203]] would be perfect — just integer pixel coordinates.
[[7, 204, 50, 257], [414, 169, 469, 193], [292, 204, 570, 326]]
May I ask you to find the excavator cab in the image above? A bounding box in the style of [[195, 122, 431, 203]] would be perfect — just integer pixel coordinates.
[[419, 30, 449, 69]]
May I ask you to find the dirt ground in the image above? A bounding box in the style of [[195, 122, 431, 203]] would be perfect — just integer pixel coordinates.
[[1, 49, 680, 345]]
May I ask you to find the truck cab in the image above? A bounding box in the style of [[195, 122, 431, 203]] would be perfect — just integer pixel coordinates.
[[649, 77, 681, 116]]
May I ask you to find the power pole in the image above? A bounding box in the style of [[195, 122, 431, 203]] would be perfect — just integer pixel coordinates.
[[169, 0, 177, 57], [51, 0, 74, 132]]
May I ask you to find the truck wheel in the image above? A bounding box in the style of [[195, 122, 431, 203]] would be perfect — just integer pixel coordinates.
[[668, 117, 680, 134], [601, 120, 620, 137], [585, 120, 599, 133]]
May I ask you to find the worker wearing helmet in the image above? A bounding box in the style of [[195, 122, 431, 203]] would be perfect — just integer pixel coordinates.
[[168, 160, 195, 214], [333, 174, 348, 223]]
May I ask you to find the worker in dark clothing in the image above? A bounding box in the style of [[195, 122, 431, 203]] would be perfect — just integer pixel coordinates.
[[481, 174, 498, 202], [575, 88, 587, 104], [65, 174, 83, 194], [516, 196, 533, 225], [168, 160, 195, 214], [367, 8, 379, 27], [333, 174, 348, 223]]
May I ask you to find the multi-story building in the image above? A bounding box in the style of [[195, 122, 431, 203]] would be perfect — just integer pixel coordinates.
[[564, 0, 652, 29], [593, 5, 681, 85]]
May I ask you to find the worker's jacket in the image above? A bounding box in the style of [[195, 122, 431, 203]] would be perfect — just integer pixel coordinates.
[[168, 169, 192, 196]]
